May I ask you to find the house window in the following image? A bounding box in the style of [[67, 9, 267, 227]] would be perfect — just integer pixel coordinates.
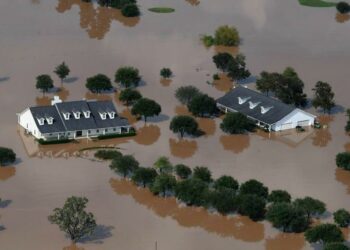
[[73, 112, 81, 119], [67, 132, 70, 136], [63, 112, 70, 120], [113, 128, 116, 131], [88, 130, 91, 133], [105, 129, 108, 132], [83, 111, 91, 118], [108, 112, 115, 119], [99, 112, 107, 120], [96, 129, 99, 133]]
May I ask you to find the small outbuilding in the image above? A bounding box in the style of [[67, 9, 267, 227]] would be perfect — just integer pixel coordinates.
[[216, 86, 316, 132], [17, 96, 132, 141]]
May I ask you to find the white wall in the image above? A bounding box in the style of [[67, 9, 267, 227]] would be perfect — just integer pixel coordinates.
[[18, 109, 42, 139], [272, 109, 316, 131]]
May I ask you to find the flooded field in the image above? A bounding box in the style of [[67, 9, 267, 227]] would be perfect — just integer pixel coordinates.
[[1, 0, 350, 249]]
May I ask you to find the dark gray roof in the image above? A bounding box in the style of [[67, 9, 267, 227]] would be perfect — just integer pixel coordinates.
[[55, 101, 97, 131], [216, 86, 296, 124], [29, 106, 66, 134], [87, 100, 129, 128]]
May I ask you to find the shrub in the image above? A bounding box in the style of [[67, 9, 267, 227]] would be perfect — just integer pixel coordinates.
[[214, 25, 240, 46], [94, 150, 122, 160], [334, 209, 350, 227], [213, 175, 239, 192], [121, 3, 140, 17], [337, 2, 350, 14], [201, 35, 215, 47], [193, 166, 212, 183], [160, 68, 173, 79], [175, 164, 192, 179], [237, 194, 266, 221], [239, 179, 269, 199], [0, 147, 16, 166]]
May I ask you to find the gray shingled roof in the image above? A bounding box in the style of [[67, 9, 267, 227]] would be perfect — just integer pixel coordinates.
[[29, 106, 66, 133], [216, 86, 296, 125], [29, 99, 129, 134], [87, 100, 129, 128]]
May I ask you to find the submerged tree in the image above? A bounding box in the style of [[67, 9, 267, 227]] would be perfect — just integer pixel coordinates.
[[188, 94, 217, 117], [305, 224, 344, 245], [48, 196, 97, 243], [54, 62, 70, 84], [256, 71, 280, 96], [115, 66, 141, 88], [169, 115, 199, 138], [220, 112, 255, 134], [175, 178, 209, 206], [131, 98, 161, 122], [337, 2, 350, 14], [36, 74, 54, 96], [118, 88, 142, 106], [193, 166, 212, 183], [226, 53, 251, 82], [175, 86, 201, 105], [110, 154, 139, 177], [214, 25, 240, 46], [236, 194, 266, 221], [293, 196, 326, 220], [174, 164, 192, 179], [336, 152, 350, 170], [153, 156, 173, 174], [333, 209, 350, 227], [210, 189, 237, 215], [212, 53, 234, 72], [132, 167, 158, 187], [121, 3, 140, 17], [239, 179, 269, 199], [213, 175, 239, 192], [160, 68, 173, 79], [268, 190, 292, 203], [0, 147, 16, 166], [151, 174, 177, 197], [85, 74, 113, 93], [312, 81, 335, 114]]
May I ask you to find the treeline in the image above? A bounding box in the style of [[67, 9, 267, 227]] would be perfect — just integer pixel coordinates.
[[96, 149, 350, 249]]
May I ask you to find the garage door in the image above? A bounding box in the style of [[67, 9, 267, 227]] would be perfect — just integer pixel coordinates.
[[297, 120, 310, 127], [281, 122, 293, 130]]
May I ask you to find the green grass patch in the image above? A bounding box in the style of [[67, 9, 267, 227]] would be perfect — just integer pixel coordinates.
[[97, 131, 136, 140], [148, 7, 175, 13], [36, 138, 74, 145], [298, 0, 337, 7]]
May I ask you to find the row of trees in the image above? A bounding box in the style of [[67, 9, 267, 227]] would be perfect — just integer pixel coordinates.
[[256, 68, 336, 112], [201, 25, 240, 47]]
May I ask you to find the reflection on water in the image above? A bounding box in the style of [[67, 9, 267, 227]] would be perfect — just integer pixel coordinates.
[[110, 178, 265, 242], [0, 167, 16, 181], [175, 105, 191, 116], [197, 118, 216, 137], [185, 0, 200, 6], [62, 244, 84, 250], [311, 115, 333, 147], [213, 73, 233, 92], [36, 96, 51, 106], [56, 0, 139, 40], [336, 13, 350, 23], [336, 168, 350, 194], [160, 79, 172, 87], [85, 91, 112, 101], [133, 125, 161, 145], [265, 233, 305, 250], [220, 134, 250, 154], [169, 138, 198, 158]]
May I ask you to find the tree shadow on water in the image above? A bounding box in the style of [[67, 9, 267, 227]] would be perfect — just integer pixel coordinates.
[[0, 199, 12, 208], [0, 77, 10, 83], [64, 77, 79, 84], [79, 225, 114, 244]]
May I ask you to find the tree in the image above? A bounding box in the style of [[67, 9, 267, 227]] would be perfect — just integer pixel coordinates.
[[239, 179, 269, 199], [175, 86, 200, 105], [54, 62, 70, 84], [0, 147, 16, 166], [193, 166, 212, 183], [337, 2, 350, 14], [226, 53, 251, 82], [220, 112, 255, 134], [94, 150, 122, 160], [334, 209, 350, 227], [305, 224, 344, 245], [210, 189, 237, 215], [274, 67, 307, 107], [119, 88, 142, 106], [85, 74, 113, 93], [160, 68, 173, 79], [256, 71, 280, 96], [324, 242, 349, 250], [175, 178, 209, 206], [266, 202, 309, 232], [131, 98, 161, 122], [175, 164, 192, 179], [132, 167, 158, 187], [214, 25, 240, 46], [336, 152, 350, 170], [110, 154, 139, 177], [151, 174, 177, 197], [121, 4, 140, 17], [48, 196, 97, 243], [212, 53, 234, 72], [36, 74, 54, 95], [268, 190, 291, 203], [312, 81, 335, 114], [237, 194, 266, 221], [153, 156, 173, 174], [115, 67, 141, 88], [293, 197, 326, 219], [188, 94, 217, 117], [170, 115, 199, 138], [109, 0, 136, 9], [213, 175, 239, 192]]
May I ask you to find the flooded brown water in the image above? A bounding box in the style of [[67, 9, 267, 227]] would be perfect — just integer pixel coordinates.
[[1, 0, 350, 249]]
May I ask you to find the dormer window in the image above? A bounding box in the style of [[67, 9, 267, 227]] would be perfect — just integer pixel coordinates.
[[83, 111, 91, 118], [108, 111, 115, 119], [73, 111, 81, 119], [261, 106, 273, 114], [249, 101, 260, 109], [46, 117, 54, 125], [37, 117, 45, 126], [63, 112, 70, 120], [99, 112, 107, 120], [238, 96, 251, 105]]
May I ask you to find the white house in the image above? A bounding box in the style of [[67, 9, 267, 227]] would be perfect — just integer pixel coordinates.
[[216, 86, 316, 132], [17, 96, 132, 141]]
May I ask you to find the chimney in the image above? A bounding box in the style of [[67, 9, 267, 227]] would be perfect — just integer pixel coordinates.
[[51, 96, 62, 106]]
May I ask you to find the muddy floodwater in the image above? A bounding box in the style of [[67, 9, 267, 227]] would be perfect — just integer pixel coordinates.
[[1, 0, 350, 249]]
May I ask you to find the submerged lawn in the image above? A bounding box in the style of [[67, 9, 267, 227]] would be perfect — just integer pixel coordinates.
[[148, 7, 175, 13], [298, 0, 337, 7]]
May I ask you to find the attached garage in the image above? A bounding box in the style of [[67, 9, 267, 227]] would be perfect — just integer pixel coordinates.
[[297, 120, 310, 127], [281, 123, 293, 130]]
